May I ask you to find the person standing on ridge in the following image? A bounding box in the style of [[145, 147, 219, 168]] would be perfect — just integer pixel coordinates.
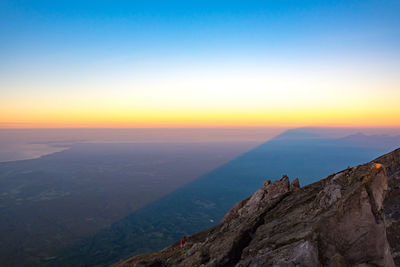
[[180, 236, 189, 248]]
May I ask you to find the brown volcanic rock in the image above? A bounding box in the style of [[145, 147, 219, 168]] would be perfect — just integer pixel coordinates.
[[115, 154, 398, 267], [375, 148, 400, 265]]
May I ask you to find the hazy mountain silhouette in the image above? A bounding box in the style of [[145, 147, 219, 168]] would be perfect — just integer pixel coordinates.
[[339, 132, 400, 148]]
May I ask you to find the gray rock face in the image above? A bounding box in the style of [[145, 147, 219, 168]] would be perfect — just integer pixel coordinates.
[[114, 150, 400, 267], [375, 148, 400, 266]]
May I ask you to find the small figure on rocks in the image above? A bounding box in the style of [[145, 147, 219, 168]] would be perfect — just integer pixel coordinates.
[[180, 236, 189, 248]]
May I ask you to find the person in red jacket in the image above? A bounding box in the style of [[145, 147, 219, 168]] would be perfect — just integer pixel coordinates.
[[180, 236, 189, 248]]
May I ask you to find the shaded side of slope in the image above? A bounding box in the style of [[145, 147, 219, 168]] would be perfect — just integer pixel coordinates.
[[54, 131, 397, 266]]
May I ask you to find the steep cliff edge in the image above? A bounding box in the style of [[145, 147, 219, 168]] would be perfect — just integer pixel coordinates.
[[114, 149, 400, 267]]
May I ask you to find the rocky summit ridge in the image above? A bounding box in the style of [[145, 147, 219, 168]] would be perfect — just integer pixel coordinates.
[[114, 148, 400, 267]]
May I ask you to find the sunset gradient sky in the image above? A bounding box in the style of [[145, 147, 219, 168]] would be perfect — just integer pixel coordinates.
[[1, 0, 399, 128]]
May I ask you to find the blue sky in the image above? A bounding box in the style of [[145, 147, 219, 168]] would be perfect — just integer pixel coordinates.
[[0, 0, 399, 127], [2, 1, 399, 60]]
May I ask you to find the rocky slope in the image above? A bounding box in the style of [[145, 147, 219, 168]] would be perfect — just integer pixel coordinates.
[[375, 148, 400, 265], [114, 148, 400, 267]]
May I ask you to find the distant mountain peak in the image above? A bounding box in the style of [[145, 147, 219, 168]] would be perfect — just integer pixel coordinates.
[[339, 133, 400, 149]]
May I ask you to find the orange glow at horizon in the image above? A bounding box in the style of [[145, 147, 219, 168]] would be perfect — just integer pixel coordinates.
[[1, 106, 399, 129], [1, 62, 399, 129]]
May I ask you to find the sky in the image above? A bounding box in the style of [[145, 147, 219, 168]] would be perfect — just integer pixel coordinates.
[[0, 0, 399, 128]]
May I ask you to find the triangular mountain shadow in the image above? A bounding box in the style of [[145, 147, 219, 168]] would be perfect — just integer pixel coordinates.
[[53, 129, 399, 266]]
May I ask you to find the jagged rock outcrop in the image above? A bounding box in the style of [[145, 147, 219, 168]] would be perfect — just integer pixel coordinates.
[[375, 148, 400, 265], [114, 150, 400, 267]]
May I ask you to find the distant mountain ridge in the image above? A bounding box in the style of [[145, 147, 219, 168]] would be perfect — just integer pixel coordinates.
[[339, 133, 400, 148], [54, 129, 400, 266], [115, 148, 400, 266]]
